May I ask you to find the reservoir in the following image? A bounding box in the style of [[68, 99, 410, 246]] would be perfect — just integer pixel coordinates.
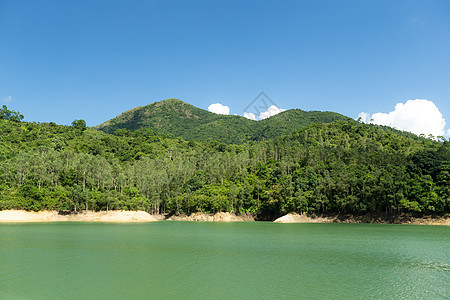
[[0, 222, 448, 299]]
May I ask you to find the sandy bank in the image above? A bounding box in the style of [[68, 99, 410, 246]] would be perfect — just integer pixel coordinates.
[[274, 213, 332, 223], [0, 210, 161, 223], [2, 210, 446, 224], [274, 213, 450, 225], [0, 210, 253, 223], [167, 212, 255, 222]]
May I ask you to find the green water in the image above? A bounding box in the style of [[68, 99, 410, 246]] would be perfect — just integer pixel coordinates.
[[0, 222, 448, 299]]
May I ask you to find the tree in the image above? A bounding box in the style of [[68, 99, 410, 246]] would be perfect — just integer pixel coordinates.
[[71, 119, 87, 131], [0, 105, 24, 122]]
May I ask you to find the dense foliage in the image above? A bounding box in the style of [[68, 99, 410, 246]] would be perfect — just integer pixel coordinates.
[[1, 113, 448, 218], [95, 98, 349, 144]]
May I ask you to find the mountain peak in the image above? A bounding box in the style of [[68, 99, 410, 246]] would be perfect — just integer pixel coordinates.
[[153, 98, 185, 106]]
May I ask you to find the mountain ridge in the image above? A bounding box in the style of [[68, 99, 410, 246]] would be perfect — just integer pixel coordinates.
[[95, 98, 350, 143]]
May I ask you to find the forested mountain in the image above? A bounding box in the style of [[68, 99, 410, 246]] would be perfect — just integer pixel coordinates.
[[1, 111, 448, 218], [256, 109, 351, 140], [95, 98, 349, 143]]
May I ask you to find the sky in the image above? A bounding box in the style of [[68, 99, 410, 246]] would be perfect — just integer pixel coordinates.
[[1, 0, 449, 137]]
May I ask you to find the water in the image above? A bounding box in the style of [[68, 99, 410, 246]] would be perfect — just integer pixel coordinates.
[[0, 222, 448, 299]]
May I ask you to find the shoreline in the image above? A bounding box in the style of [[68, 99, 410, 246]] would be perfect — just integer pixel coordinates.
[[167, 212, 255, 222], [0, 210, 254, 223], [0, 210, 448, 225], [0, 210, 163, 223], [273, 212, 450, 225]]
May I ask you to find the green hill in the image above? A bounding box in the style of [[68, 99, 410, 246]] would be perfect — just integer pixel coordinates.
[[94, 98, 350, 143], [255, 109, 351, 140], [1, 116, 448, 217]]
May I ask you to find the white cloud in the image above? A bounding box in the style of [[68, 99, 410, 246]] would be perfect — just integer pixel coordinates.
[[357, 112, 370, 123], [259, 105, 286, 120], [208, 103, 230, 115], [2, 96, 12, 103], [358, 99, 447, 137], [243, 112, 256, 120]]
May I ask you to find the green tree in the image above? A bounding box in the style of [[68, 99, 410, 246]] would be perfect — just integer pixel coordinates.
[[71, 119, 87, 131], [0, 105, 24, 122]]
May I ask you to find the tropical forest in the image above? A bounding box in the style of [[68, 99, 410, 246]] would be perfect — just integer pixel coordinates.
[[0, 100, 448, 220]]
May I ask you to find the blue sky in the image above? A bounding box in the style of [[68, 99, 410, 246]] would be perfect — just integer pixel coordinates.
[[1, 0, 449, 135]]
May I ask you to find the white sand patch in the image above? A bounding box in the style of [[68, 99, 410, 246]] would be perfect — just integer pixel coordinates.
[[274, 213, 333, 223]]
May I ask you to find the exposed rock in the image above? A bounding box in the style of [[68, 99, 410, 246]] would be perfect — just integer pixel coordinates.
[[274, 212, 450, 225], [167, 212, 254, 222], [213, 212, 254, 222]]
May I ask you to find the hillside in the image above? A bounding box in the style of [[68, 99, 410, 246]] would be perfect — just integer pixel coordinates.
[[94, 99, 256, 144], [1, 114, 448, 218], [94, 98, 350, 143], [256, 109, 351, 140]]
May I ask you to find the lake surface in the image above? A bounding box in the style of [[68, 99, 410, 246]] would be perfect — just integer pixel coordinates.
[[0, 222, 448, 299]]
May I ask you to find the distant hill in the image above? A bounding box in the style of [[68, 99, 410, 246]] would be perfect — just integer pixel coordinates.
[[256, 109, 351, 140], [95, 98, 350, 143]]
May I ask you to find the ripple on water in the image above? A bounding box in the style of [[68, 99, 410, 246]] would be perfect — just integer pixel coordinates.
[[0, 222, 448, 299]]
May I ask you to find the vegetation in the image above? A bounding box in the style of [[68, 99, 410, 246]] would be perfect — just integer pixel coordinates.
[[1, 105, 24, 122], [0, 104, 448, 219], [71, 119, 87, 131], [95, 98, 349, 144]]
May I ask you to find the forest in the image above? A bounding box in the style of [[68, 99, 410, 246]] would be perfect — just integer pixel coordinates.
[[0, 105, 449, 219]]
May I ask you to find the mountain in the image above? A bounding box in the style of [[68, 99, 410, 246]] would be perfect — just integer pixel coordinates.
[[95, 98, 350, 143]]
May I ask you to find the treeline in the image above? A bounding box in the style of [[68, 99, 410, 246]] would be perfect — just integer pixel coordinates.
[[0, 105, 23, 122], [0, 117, 448, 218]]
